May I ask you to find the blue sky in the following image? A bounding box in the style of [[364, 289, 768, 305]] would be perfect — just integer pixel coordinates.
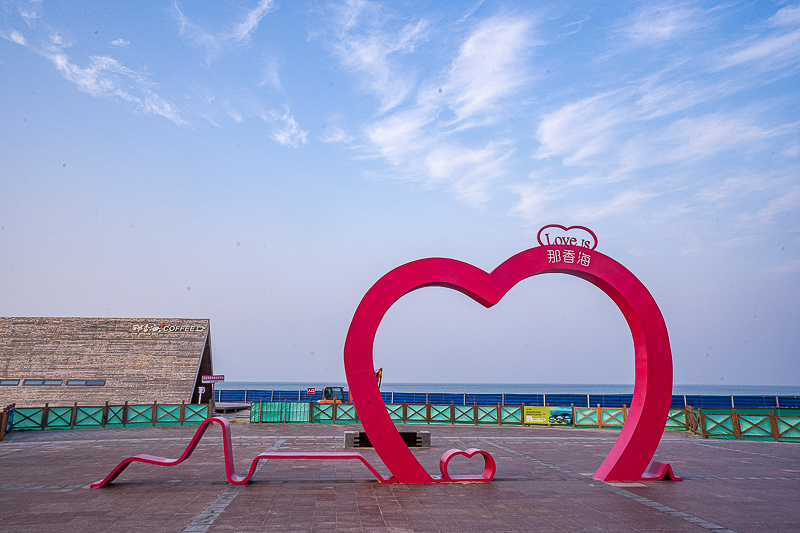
[[1, 1, 799, 387]]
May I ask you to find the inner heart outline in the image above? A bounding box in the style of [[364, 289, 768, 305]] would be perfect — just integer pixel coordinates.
[[344, 245, 673, 482]]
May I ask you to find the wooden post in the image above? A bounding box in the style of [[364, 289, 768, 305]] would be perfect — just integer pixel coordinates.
[[402, 402, 407, 424], [623, 404, 628, 422], [0, 408, 8, 441], [732, 409, 742, 439], [122, 401, 129, 426], [769, 409, 780, 442], [473, 402, 478, 425], [571, 404, 575, 428], [41, 403, 50, 430], [70, 402, 78, 428], [102, 401, 109, 427], [426, 402, 431, 424], [450, 401, 455, 425], [207, 398, 213, 419], [332, 401, 338, 423], [308, 401, 314, 424], [699, 408, 708, 438], [151, 401, 158, 426], [597, 404, 602, 428], [180, 400, 186, 425], [497, 403, 501, 425], [685, 406, 698, 434]]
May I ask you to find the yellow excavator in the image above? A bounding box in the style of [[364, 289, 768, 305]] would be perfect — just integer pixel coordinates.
[[318, 368, 382, 404]]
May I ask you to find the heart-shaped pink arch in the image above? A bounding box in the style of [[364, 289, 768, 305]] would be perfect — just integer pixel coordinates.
[[344, 245, 674, 482]]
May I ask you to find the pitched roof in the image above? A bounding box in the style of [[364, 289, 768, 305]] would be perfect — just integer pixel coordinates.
[[0, 317, 213, 407]]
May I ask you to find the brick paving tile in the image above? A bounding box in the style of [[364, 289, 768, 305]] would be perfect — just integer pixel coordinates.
[[2, 422, 799, 531]]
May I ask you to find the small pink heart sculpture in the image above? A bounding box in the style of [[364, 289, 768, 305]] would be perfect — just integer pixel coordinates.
[[344, 244, 674, 482], [439, 448, 496, 482]]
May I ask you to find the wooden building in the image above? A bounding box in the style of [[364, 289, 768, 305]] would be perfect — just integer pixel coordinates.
[[0, 317, 214, 407]]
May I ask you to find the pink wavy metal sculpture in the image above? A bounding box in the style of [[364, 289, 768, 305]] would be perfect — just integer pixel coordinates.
[[91, 417, 494, 487]]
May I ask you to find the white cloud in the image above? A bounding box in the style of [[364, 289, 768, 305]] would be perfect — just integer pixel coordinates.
[[768, 5, 800, 27], [264, 108, 308, 148], [44, 49, 186, 126], [719, 28, 800, 70], [365, 107, 437, 164], [661, 113, 778, 162], [623, 4, 703, 44], [110, 38, 130, 47], [339, 12, 535, 205], [441, 17, 531, 122], [227, 0, 276, 43], [510, 181, 560, 223], [319, 125, 354, 144], [331, 2, 429, 113], [424, 143, 512, 205], [173, 2, 219, 61], [3, 30, 27, 46], [173, 0, 277, 62], [259, 56, 281, 90], [750, 188, 800, 224], [535, 92, 631, 164]]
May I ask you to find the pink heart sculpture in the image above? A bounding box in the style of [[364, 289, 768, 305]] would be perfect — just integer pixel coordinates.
[[439, 448, 496, 482], [344, 244, 674, 482]]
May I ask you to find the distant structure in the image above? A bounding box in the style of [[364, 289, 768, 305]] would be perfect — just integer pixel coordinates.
[[0, 317, 213, 407]]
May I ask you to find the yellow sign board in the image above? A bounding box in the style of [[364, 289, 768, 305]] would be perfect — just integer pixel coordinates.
[[524, 406, 573, 425]]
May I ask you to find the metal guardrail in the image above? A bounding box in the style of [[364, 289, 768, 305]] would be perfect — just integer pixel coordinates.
[[7, 401, 213, 432], [219, 389, 800, 409]]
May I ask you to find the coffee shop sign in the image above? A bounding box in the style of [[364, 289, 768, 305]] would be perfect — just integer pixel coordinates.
[[131, 323, 207, 335]]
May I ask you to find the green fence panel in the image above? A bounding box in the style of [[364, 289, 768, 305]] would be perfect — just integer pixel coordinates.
[[665, 409, 687, 431], [74, 406, 104, 428], [156, 404, 182, 426], [312, 403, 334, 423], [429, 404, 452, 424], [335, 404, 359, 423], [126, 404, 155, 426], [11, 407, 43, 430], [703, 412, 737, 439], [453, 405, 474, 425], [259, 401, 286, 423], [405, 404, 427, 423], [386, 404, 404, 423], [285, 402, 309, 423], [43, 407, 73, 429], [476, 406, 498, 425], [184, 404, 208, 424], [429, 404, 451, 424], [105, 405, 125, 427], [500, 406, 524, 425], [738, 414, 774, 441], [250, 402, 261, 423], [776, 415, 800, 442], [600, 408, 625, 428], [574, 408, 599, 427]]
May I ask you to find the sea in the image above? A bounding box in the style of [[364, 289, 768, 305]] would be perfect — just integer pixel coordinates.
[[217, 382, 800, 396]]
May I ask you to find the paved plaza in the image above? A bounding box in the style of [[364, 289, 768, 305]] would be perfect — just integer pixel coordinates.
[[1, 422, 798, 532]]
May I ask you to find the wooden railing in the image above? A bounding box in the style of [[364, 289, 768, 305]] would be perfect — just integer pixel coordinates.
[[250, 401, 800, 443], [7, 400, 213, 432]]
